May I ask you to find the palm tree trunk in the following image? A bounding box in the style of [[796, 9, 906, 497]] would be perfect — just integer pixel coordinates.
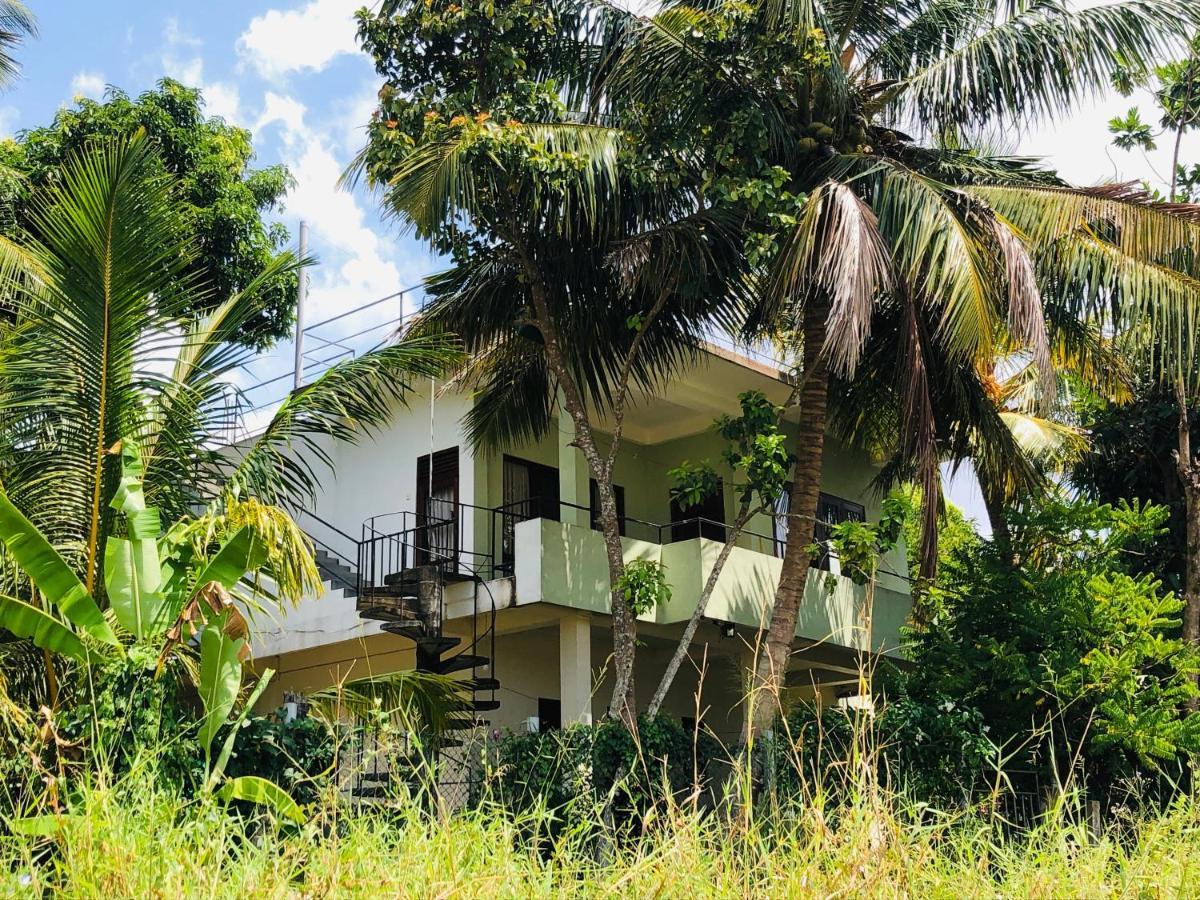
[[980, 477, 1013, 564], [1174, 384, 1200, 709], [749, 295, 830, 738]]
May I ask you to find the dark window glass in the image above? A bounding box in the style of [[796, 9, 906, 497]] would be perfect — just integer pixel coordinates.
[[589, 479, 626, 536], [537, 697, 562, 732], [669, 481, 726, 543], [812, 493, 866, 571]]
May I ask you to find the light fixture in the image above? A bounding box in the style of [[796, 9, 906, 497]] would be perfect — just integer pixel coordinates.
[[719, 621, 736, 639]]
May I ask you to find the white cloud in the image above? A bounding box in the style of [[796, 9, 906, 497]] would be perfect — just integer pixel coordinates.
[[0, 106, 18, 137], [70, 71, 106, 101], [253, 92, 421, 328], [256, 92, 308, 138], [164, 17, 203, 48], [237, 0, 360, 81], [204, 82, 241, 122]]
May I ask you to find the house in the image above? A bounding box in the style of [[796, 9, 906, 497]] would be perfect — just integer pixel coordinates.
[[251, 343, 912, 745]]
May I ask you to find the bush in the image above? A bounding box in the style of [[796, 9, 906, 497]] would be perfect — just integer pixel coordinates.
[[775, 688, 993, 807], [899, 499, 1200, 800], [494, 715, 721, 829], [221, 709, 336, 805]]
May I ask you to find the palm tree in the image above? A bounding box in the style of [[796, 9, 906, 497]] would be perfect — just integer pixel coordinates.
[[349, 1, 753, 725], [0, 134, 457, 612], [0, 1, 34, 89], [592, 0, 1200, 734]]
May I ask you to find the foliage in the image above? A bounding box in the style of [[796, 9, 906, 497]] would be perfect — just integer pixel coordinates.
[[0, 134, 454, 603], [893, 486, 983, 607], [495, 715, 720, 829], [670, 390, 794, 514], [1072, 379, 1191, 592], [777, 692, 993, 806], [614, 559, 670, 617], [9, 755, 1200, 895], [827, 495, 906, 586], [901, 498, 1200, 794], [56, 654, 205, 792], [221, 709, 335, 807], [0, 79, 296, 348]]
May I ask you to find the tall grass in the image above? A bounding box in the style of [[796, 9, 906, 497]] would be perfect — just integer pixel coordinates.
[[4, 753, 1199, 898]]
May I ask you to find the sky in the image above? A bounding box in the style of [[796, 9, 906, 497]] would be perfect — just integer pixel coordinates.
[[3, 0, 1198, 530]]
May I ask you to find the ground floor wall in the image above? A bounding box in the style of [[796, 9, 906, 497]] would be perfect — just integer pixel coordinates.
[[254, 603, 856, 742]]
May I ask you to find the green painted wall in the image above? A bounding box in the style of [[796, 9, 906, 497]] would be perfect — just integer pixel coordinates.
[[525, 519, 910, 655], [472, 416, 910, 588]]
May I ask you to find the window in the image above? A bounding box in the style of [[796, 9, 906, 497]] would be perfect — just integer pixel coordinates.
[[669, 481, 726, 542], [589, 479, 627, 536], [773, 487, 865, 570], [814, 493, 865, 570], [416, 447, 458, 566], [537, 697, 562, 732]]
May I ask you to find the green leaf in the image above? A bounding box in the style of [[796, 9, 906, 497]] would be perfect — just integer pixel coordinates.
[[0, 490, 119, 648], [217, 775, 304, 824], [198, 611, 245, 759], [104, 440, 166, 640], [208, 668, 273, 788], [0, 595, 91, 662], [7, 814, 79, 837], [187, 525, 268, 599], [104, 537, 166, 642]]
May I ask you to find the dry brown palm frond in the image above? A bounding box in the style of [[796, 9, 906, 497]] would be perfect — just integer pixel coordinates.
[[771, 180, 893, 377]]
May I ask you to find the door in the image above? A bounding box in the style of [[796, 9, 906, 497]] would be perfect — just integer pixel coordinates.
[[416, 447, 459, 568], [501, 456, 560, 569]]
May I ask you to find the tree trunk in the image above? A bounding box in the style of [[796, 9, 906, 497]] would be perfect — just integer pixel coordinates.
[[749, 297, 830, 739], [1174, 387, 1200, 704], [647, 506, 752, 717], [980, 477, 1013, 564], [522, 274, 638, 727]]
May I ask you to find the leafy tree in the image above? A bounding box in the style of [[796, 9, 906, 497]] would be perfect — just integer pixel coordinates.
[[598, 0, 1200, 736], [1105, 41, 1200, 659], [902, 499, 1200, 795], [0, 79, 296, 349], [350, 0, 749, 725]]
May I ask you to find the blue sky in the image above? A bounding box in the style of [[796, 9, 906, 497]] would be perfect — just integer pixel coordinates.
[[4, 0, 1198, 529]]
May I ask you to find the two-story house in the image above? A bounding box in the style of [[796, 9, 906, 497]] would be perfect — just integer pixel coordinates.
[[251, 343, 911, 744]]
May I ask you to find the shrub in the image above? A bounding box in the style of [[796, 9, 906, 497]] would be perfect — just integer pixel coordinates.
[[900, 498, 1200, 800], [494, 715, 721, 829], [221, 709, 336, 806]]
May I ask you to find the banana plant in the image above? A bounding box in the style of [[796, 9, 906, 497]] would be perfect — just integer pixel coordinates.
[[0, 437, 307, 823]]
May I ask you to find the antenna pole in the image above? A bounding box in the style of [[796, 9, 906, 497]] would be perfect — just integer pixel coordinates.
[[293, 220, 308, 390]]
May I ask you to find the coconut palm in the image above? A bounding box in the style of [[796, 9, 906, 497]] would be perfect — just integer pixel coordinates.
[[0, 1, 33, 89], [0, 134, 457, 608], [588, 0, 1200, 733]]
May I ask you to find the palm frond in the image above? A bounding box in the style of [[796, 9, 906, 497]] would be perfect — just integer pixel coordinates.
[[770, 180, 893, 377], [224, 335, 460, 509], [896, 0, 1200, 129]]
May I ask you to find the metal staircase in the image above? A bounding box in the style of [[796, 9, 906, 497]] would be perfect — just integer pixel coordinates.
[[353, 512, 501, 749], [297, 507, 501, 802]]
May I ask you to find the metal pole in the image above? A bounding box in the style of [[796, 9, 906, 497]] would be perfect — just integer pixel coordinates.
[[293, 220, 308, 390]]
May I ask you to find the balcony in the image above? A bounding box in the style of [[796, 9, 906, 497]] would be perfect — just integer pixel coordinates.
[[511, 512, 911, 657]]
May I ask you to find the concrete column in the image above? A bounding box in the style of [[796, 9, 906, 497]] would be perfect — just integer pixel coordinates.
[[559, 612, 593, 725], [556, 390, 591, 527]]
